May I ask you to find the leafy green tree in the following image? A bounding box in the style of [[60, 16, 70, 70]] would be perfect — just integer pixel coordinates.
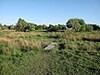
[[16, 18, 27, 31], [66, 18, 86, 32], [66, 18, 79, 28], [16, 18, 34, 32], [66, 18, 85, 28]]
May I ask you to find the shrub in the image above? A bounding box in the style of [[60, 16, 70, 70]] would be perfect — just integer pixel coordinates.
[[86, 25, 93, 32]]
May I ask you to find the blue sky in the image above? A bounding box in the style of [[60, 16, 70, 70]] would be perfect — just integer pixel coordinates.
[[0, 0, 100, 25]]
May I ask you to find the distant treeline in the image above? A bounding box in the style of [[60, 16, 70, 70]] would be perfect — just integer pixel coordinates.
[[0, 18, 100, 32]]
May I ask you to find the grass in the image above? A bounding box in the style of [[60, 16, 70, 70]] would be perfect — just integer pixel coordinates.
[[0, 30, 100, 75]]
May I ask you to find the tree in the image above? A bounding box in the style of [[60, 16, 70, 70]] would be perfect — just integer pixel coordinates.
[[66, 18, 86, 32], [66, 18, 85, 28], [16, 18, 26, 31], [16, 18, 33, 32]]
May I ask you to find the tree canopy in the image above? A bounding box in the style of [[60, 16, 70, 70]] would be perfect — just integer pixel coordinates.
[[66, 18, 85, 28], [16, 18, 35, 32]]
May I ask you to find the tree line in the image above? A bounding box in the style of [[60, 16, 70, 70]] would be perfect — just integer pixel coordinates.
[[0, 18, 100, 32]]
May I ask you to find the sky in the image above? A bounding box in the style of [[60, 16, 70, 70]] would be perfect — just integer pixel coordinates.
[[0, 0, 100, 25]]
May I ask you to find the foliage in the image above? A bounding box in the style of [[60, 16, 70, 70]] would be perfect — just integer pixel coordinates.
[[47, 24, 58, 32], [86, 25, 93, 32], [74, 24, 94, 32], [87, 24, 100, 31], [66, 18, 95, 32], [16, 18, 34, 32], [0, 18, 100, 32], [66, 18, 85, 28], [47, 24, 66, 32]]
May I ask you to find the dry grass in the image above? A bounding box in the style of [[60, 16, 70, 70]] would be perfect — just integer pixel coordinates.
[[16, 39, 42, 50], [0, 37, 43, 51], [0, 38, 16, 47], [6, 31, 43, 39]]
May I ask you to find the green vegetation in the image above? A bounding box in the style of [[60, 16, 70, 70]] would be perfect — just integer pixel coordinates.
[[0, 18, 100, 75], [0, 18, 100, 32]]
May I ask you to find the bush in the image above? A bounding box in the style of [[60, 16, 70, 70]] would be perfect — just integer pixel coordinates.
[[86, 25, 93, 32]]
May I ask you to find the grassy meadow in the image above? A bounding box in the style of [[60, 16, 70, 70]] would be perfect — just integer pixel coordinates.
[[0, 30, 100, 75]]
